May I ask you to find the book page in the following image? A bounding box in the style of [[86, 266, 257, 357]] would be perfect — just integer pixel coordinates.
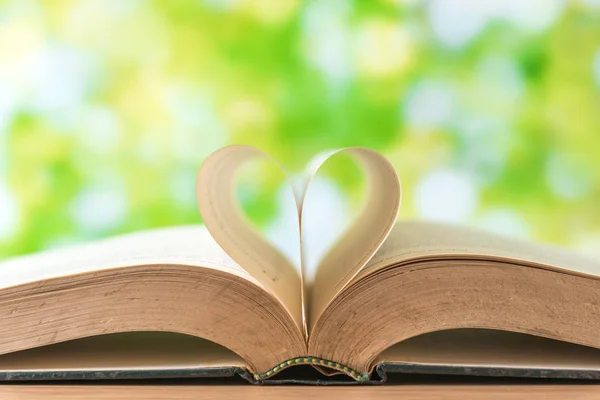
[[0, 225, 257, 290], [197, 145, 402, 336], [0, 332, 245, 372], [197, 146, 304, 332], [356, 220, 600, 281], [379, 329, 600, 370], [0, 233, 306, 373], [306, 148, 401, 330]]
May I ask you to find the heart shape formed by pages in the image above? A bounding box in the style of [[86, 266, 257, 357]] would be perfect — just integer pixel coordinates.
[[196, 145, 401, 336]]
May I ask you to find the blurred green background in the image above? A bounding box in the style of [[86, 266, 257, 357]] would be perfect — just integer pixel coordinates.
[[1, 0, 600, 260]]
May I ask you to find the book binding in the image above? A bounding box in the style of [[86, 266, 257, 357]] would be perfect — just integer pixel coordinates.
[[3, 361, 600, 385]]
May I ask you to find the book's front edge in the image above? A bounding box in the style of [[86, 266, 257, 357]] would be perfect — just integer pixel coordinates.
[[0, 365, 376, 385], [0, 366, 255, 383], [5, 362, 600, 384], [374, 362, 600, 382]]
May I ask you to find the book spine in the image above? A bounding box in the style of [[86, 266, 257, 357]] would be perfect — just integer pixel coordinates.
[[253, 357, 370, 382]]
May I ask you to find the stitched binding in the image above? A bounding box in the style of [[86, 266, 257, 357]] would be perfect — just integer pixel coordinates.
[[253, 357, 370, 382]]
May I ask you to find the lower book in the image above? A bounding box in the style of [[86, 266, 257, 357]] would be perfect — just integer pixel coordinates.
[[2, 221, 600, 384], [2, 330, 600, 385]]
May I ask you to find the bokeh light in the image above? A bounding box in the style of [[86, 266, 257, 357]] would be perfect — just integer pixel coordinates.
[[1, 0, 600, 260]]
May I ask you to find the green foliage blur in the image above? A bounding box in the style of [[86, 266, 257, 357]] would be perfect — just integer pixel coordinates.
[[1, 0, 600, 259]]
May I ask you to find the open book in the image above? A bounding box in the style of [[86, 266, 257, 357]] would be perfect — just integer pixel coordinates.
[[1, 145, 600, 384]]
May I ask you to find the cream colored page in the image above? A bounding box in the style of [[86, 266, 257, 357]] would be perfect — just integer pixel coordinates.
[[0, 225, 257, 290], [358, 221, 600, 280], [0, 332, 245, 371], [307, 148, 401, 329], [379, 329, 600, 370], [197, 145, 303, 331], [196, 146, 402, 334]]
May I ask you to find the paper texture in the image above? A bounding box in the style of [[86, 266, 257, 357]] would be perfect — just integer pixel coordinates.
[[305, 148, 400, 329], [0, 225, 256, 290], [196, 145, 304, 332], [358, 221, 600, 281], [197, 145, 401, 335]]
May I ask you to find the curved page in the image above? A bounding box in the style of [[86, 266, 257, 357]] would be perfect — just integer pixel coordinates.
[[356, 221, 600, 282], [196, 146, 304, 331], [305, 148, 401, 329], [197, 146, 402, 335], [0, 225, 255, 290]]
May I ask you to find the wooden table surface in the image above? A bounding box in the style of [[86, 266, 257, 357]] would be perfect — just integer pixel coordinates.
[[2, 384, 600, 399]]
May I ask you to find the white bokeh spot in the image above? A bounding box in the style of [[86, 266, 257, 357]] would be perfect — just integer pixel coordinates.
[[29, 44, 96, 121], [300, 176, 351, 282], [427, 0, 490, 48], [476, 208, 531, 240], [266, 176, 351, 281], [0, 183, 19, 240], [475, 55, 524, 109], [302, 0, 352, 86], [265, 179, 303, 274], [593, 48, 600, 89], [81, 107, 120, 154], [415, 168, 478, 223], [404, 79, 456, 131], [427, 0, 564, 49], [71, 185, 128, 232], [546, 154, 593, 200], [496, 0, 564, 33]]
